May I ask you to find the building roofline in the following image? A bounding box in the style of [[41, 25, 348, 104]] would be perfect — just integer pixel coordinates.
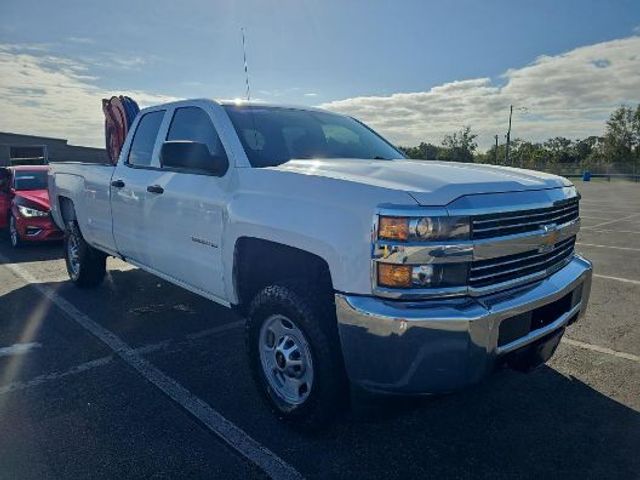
[[0, 131, 68, 143]]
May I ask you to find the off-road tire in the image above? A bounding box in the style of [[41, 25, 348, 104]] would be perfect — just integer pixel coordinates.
[[64, 221, 106, 287], [246, 282, 348, 429]]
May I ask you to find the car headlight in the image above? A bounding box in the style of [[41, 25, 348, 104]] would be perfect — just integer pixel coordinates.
[[378, 215, 470, 241], [377, 263, 468, 289], [17, 205, 49, 218]]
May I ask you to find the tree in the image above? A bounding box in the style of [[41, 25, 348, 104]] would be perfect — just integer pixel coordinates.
[[602, 105, 639, 163], [437, 126, 477, 163], [400, 142, 440, 160]]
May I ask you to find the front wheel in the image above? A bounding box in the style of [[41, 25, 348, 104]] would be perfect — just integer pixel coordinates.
[[64, 221, 106, 287], [9, 214, 21, 248], [246, 283, 348, 429]]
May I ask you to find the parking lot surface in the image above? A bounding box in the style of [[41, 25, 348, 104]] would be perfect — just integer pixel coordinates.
[[0, 181, 638, 479]]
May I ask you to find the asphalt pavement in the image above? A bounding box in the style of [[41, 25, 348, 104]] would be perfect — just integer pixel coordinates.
[[0, 180, 638, 479]]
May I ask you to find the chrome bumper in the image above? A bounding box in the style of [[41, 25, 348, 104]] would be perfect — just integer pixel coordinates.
[[335, 255, 593, 394]]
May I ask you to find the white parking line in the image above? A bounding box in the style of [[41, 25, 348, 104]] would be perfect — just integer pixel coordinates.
[[584, 228, 640, 235], [0, 355, 113, 395], [562, 338, 640, 363], [593, 274, 640, 286], [0, 259, 303, 480], [0, 342, 41, 357], [585, 213, 640, 229], [0, 321, 244, 396], [577, 242, 640, 252]]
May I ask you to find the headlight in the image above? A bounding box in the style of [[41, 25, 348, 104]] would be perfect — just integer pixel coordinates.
[[17, 205, 48, 218], [378, 215, 469, 241], [377, 263, 468, 289]]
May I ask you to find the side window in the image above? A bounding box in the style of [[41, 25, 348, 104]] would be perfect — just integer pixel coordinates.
[[127, 110, 165, 167], [166, 107, 227, 158]]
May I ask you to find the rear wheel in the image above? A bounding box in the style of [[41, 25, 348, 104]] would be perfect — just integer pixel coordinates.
[[64, 221, 106, 287], [9, 214, 21, 248], [247, 282, 348, 429]]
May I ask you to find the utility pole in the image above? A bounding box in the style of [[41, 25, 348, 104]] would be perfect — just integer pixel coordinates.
[[494, 134, 499, 164], [505, 104, 513, 165]]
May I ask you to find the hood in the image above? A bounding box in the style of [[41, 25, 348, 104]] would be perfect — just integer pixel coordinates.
[[272, 159, 570, 206], [15, 189, 50, 211]]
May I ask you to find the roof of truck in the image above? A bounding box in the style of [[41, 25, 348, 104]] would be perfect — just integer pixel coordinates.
[[142, 98, 327, 114]]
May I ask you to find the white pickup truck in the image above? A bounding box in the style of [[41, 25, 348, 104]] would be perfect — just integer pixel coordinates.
[[49, 99, 592, 427]]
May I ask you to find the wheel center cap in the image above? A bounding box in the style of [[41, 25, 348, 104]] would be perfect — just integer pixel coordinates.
[[275, 351, 286, 369]]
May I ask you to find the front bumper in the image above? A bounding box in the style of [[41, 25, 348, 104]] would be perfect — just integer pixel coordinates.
[[335, 255, 592, 394], [16, 215, 64, 242]]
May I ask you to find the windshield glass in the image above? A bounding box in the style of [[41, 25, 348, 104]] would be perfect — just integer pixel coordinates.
[[224, 105, 404, 167], [14, 170, 48, 190]]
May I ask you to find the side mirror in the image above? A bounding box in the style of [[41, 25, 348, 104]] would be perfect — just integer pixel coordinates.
[[160, 141, 228, 176]]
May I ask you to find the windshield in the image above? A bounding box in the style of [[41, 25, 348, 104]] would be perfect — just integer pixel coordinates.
[[224, 105, 404, 167], [13, 170, 48, 190]]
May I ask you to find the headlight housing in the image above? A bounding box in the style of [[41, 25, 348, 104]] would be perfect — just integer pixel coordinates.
[[378, 215, 470, 241], [375, 214, 471, 293], [377, 263, 468, 289], [17, 205, 49, 218]]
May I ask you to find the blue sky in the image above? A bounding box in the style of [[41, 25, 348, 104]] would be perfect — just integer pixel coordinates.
[[1, 0, 639, 148]]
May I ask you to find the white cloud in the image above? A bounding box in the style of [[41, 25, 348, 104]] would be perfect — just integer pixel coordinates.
[[304, 92, 318, 97], [321, 36, 640, 149], [0, 44, 177, 147]]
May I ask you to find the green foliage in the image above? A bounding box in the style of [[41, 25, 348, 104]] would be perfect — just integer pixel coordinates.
[[400, 104, 640, 174]]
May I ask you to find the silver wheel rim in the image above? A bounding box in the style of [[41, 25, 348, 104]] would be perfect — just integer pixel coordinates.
[[9, 216, 18, 246], [67, 232, 81, 278], [259, 314, 314, 406]]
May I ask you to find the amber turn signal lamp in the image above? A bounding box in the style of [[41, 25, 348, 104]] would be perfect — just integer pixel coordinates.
[[378, 216, 409, 241], [377, 263, 412, 288]]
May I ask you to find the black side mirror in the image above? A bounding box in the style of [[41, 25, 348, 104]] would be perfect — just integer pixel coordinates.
[[160, 141, 228, 176]]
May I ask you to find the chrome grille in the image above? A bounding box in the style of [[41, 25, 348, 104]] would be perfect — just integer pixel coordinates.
[[471, 198, 579, 240], [470, 236, 576, 288]]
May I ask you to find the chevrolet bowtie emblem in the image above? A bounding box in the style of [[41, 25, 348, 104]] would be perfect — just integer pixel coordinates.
[[539, 224, 559, 253]]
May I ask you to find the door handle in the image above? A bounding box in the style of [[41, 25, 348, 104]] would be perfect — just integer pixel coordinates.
[[111, 179, 125, 188], [147, 185, 164, 194]]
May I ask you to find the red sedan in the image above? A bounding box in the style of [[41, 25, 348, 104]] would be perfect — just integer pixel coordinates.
[[0, 166, 63, 247]]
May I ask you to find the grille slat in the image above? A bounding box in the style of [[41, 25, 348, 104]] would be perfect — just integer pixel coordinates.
[[472, 208, 578, 234], [472, 236, 575, 273], [473, 203, 578, 226], [472, 199, 579, 239], [470, 236, 576, 288]]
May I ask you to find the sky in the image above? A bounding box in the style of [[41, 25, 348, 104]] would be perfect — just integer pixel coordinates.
[[1, 0, 639, 150]]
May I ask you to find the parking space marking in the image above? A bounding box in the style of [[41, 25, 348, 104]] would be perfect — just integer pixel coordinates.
[[0, 342, 41, 358], [584, 228, 640, 235], [0, 322, 244, 396], [186, 320, 244, 340], [0, 355, 113, 395], [562, 338, 640, 363], [593, 274, 640, 286], [584, 213, 640, 229], [0, 259, 303, 480], [577, 242, 640, 252]]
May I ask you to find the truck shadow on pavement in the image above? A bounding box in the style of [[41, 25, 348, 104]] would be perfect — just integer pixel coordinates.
[[0, 237, 64, 264], [1, 268, 638, 480]]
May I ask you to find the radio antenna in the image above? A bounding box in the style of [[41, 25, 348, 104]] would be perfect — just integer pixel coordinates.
[[241, 27, 251, 102]]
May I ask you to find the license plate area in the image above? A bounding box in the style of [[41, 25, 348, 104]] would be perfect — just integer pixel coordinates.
[[497, 283, 583, 347]]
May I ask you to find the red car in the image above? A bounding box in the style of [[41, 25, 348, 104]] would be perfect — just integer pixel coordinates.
[[0, 166, 64, 247]]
